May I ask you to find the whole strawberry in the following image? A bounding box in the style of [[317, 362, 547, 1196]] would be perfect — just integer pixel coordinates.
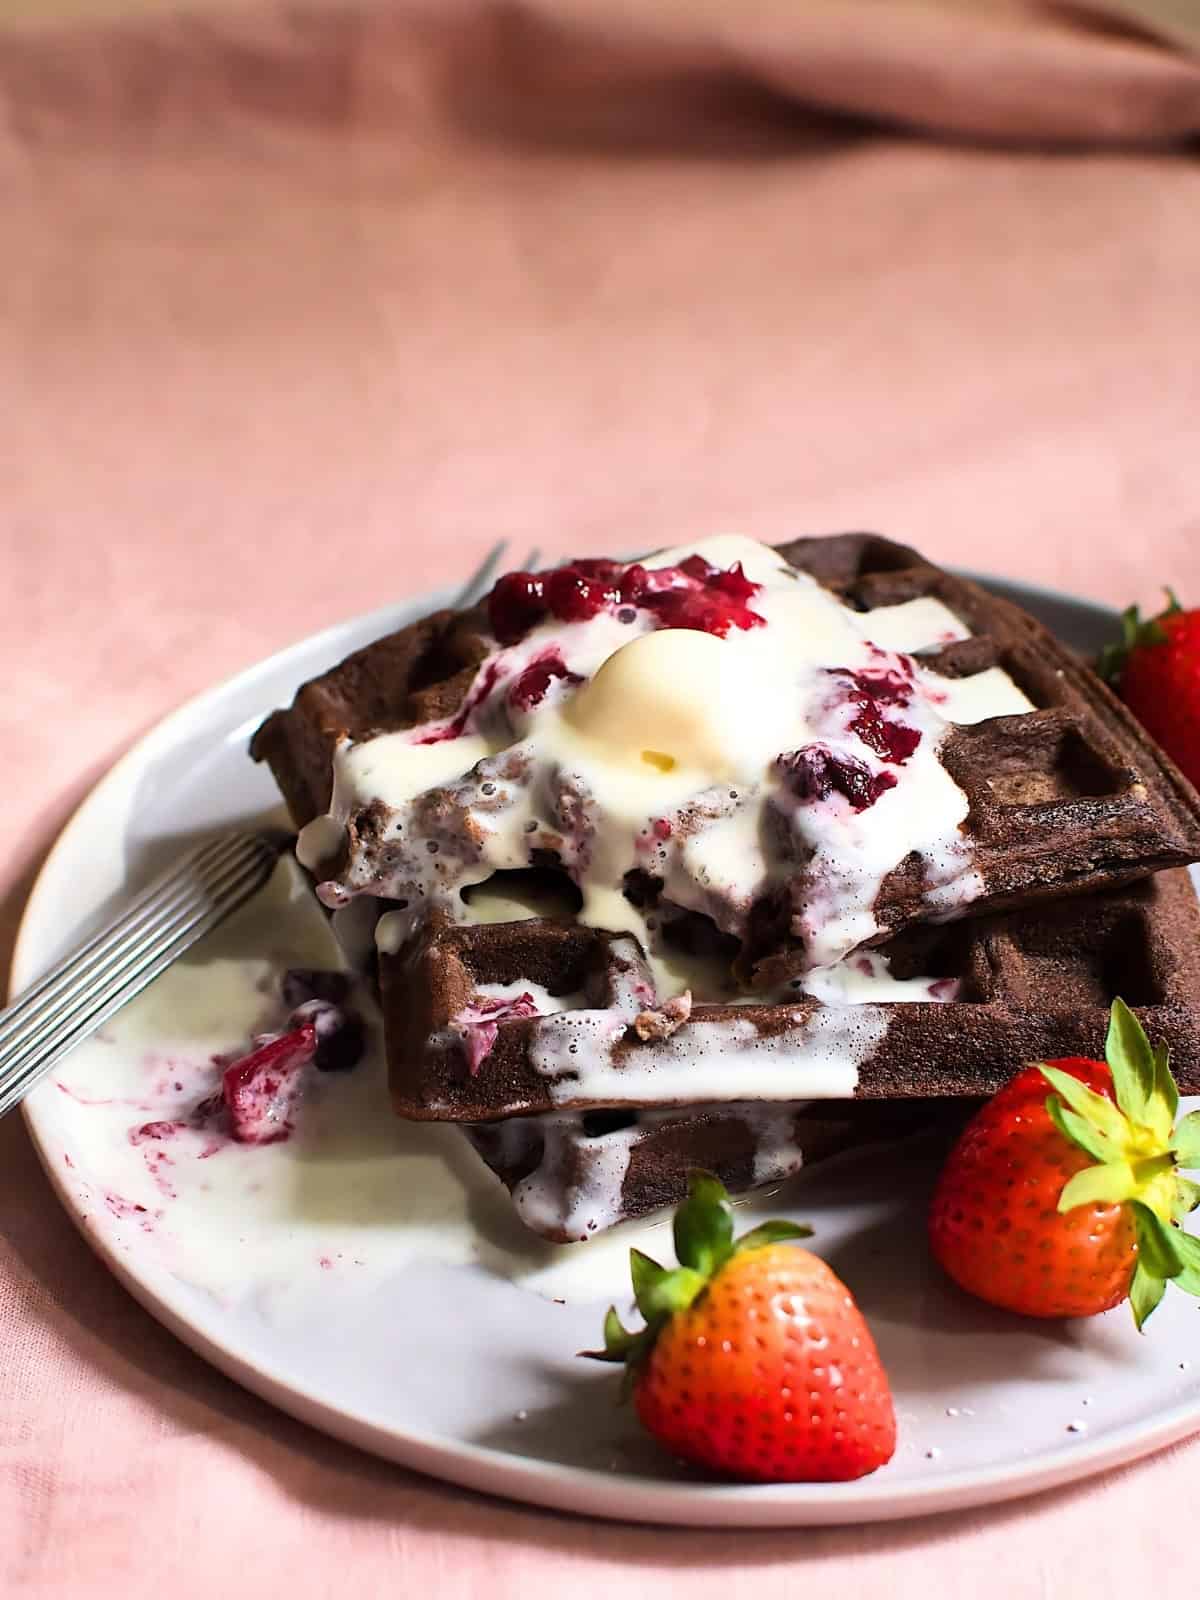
[[1099, 590, 1200, 792], [929, 999, 1200, 1328], [584, 1173, 895, 1482]]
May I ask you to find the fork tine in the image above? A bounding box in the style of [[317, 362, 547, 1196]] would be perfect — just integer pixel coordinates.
[[0, 842, 268, 1055], [453, 540, 508, 609], [0, 832, 280, 1120], [0, 875, 267, 1121], [2, 833, 234, 1011], [0, 900, 248, 1121], [453, 543, 557, 612], [0, 834, 268, 1048]]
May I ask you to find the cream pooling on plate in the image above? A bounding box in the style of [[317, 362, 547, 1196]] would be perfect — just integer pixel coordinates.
[[300, 535, 1034, 989]]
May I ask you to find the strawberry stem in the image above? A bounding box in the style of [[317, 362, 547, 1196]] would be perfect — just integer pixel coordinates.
[[1097, 595, 1179, 686], [580, 1171, 811, 1378], [1040, 999, 1200, 1330]]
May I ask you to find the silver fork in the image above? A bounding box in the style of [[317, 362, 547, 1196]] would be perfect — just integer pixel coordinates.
[[0, 831, 282, 1120], [0, 547, 546, 1120]]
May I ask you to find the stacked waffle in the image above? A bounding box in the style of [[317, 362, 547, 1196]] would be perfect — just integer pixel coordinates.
[[252, 534, 1200, 1241]]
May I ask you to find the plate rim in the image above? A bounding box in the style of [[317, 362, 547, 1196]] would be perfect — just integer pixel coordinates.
[[14, 568, 1200, 1527]]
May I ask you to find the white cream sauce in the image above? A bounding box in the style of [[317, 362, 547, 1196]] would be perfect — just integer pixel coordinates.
[[38, 859, 750, 1313], [301, 535, 1034, 983]]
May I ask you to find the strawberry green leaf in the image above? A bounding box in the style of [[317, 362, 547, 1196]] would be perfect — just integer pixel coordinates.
[[1150, 1042, 1179, 1142], [629, 1248, 666, 1316], [1106, 1000, 1156, 1126], [1167, 1228, 1200, 1296], [1095, 642, 1125, 686], [1172, 1110, 1200, 1169], [732, 1220, 813, 1257], [1132, 1201, 1183, 1281], [1057, 1160, 1140, 1214], [579, 1310, 661, 1395], [672, 1169, 735, 1275], [1172, 1177, 1200, 1222], [603, 1304, 632, 1349], [1099, 607, 1141, 683], [1130, 1260, 1167, 1332], [1100, 604, 1164, 688], [1045, 1094, 1116, 1165], [1040, 1065, 1126, 1146], [630, 1251, 705, 1323], [581, 1305, 639, 1363], [582, 1305, 659, 1369], [584, 1172, 816, 1388], [1162, 587, 1183, 618], [1097, 605, 1172, 685]]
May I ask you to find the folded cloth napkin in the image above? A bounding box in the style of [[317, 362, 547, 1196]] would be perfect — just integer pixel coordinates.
[[2, 0, 1199, 148]]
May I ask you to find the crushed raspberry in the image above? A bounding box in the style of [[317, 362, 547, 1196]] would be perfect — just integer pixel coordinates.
[[778, 747, 898, 812], [678, 554, 758, 605], [649, 588, 747, 637], [222, 1024, 317, 1145], [571, 558, 624, 582], [545, 567, 622, 623], [678, 554, 719, 583], [651, 818, 673, 840], [486, 555, 765, 643], [850, 668, 913, 705], [488, 571, 548, 645], [456, 992, 541, 1074], [508, 652, 584, 712], [711, 563, 759, 605], [850, 707, 921, 764], [828, 667, 921, 765], [617, 564, 652, 605]]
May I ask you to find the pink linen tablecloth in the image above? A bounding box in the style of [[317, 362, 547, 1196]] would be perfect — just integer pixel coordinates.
[[3, 5, 1200, 1596]]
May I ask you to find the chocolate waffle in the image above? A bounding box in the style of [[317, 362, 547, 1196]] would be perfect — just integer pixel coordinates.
[[764, 534, 1200, 964], [454, 865, 1200, 1240], [250, 533, 1200, 1240], [383, 869, 1200, 1121], [252, 534, 1200, 989], [462, 1101, 941, 1244]]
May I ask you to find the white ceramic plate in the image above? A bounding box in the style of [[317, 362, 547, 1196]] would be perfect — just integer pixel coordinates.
[[15, 574, 1200, 1528]]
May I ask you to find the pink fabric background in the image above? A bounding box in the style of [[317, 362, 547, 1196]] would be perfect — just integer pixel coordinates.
[[3, 5, 1200, 1594]]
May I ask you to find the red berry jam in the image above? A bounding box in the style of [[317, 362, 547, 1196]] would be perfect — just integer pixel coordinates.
[[544, 567, 622, 624], [828, 668, 922, 765], [459, 992, 541, 1073], [486, 555, 765, 643], [416, 659, 505, 744], [778, 747, 898, 812], [489, 571, 549, 645], [850, 667, 913, 705], [508, 652, 584, 712]]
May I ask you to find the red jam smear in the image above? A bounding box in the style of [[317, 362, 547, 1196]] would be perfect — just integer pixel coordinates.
[[221, 1024, 317, 1146], [777, 747, 898, 813], [488, 554, 765, 645], [415, 659, 505, 745], [458, 992, 541, 1074], [508, 651, 584, 713], [828, 667, 921, 765]]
